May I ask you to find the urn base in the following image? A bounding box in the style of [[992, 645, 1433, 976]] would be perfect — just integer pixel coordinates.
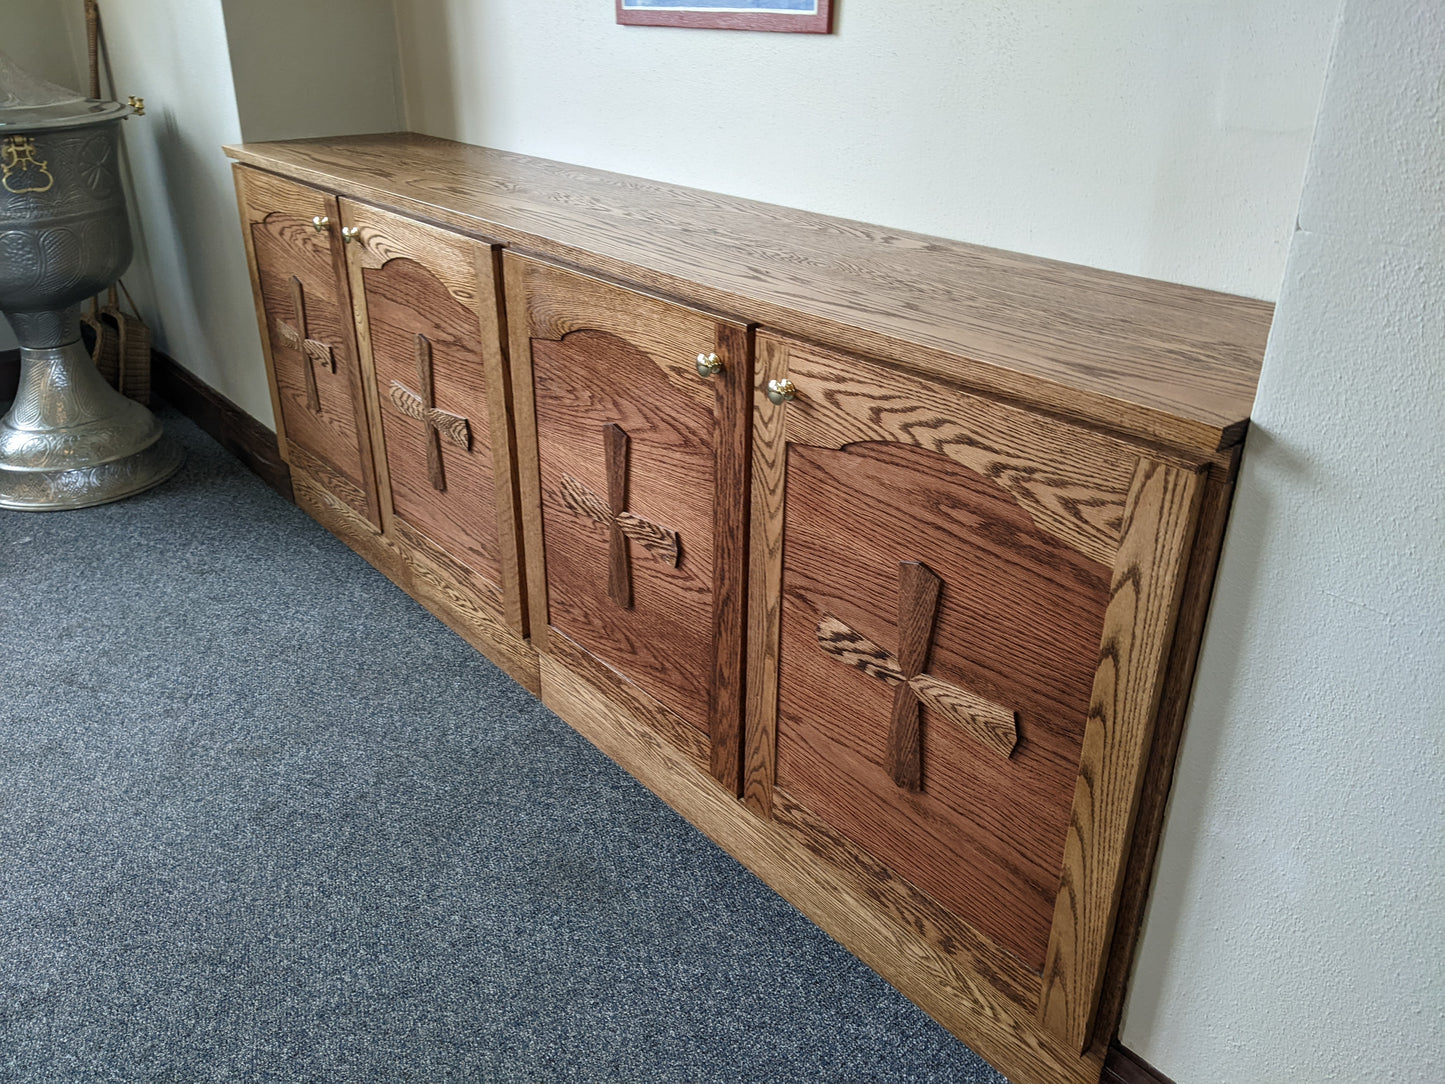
[[0, 339, 183, 511]]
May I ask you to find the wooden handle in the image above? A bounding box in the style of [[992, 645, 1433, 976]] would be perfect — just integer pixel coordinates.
[[85, 0, 101, 100]]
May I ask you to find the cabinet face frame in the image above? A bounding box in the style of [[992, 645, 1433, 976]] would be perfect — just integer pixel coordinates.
[[338, 198, 527, 638], [233, 165, 381, 528], [743, 331, 1206, 1070], [504, 251, 754, 792]]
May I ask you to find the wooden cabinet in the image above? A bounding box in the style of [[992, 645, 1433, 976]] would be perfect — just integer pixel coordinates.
[[227, 134, 1271, 1084], [234, 165, 533, 691], [505, 254, 752, 790], [745, 331, 1206, 1060], [236, 168, 379, 526]]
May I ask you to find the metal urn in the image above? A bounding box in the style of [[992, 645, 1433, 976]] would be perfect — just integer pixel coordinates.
[[0, 52, 181, 510]]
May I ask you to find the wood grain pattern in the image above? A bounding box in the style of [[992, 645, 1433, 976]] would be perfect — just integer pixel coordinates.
[[773, 334, 1149, 567], [231, 165, 290, 458], [285, 275, 321, 412], [706, 320, 753, 795], [814, 612, 1019, 764], [775, 440, 1113, 969], [225, 134, 1270, 453], [340, 199, 523, 635], [540, 652, 1105, 1084], [888, 562, 940, 790], [742, 334, 791, 816], [557, 468, 682, 568], [237, 167, 379, 527], [511, 254, 750, 789], [604, 422, 633, 608], [1091, 455, 1238, 1046], [474, 244, 530, 639], [504, 252, 552, 652], [1038, 459, 1203, 1051]]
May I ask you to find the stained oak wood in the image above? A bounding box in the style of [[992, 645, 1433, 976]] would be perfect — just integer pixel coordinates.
[[1091, 454, 1238, 1045], [231, 166, 290, 457], [507, 253, 751, 788], [773, 439, 1114, 970], [813, 612, 1019, 762], [234, 145, 1260, 1083], [1038, 459, 1203, 1051], [707, 320, 753, 794], [226, 134, 1271, 453], [235, 166, 379, 527], [340, 198, 527, 638], [604, 422, 633, 608], [890, 562, 939, 790]]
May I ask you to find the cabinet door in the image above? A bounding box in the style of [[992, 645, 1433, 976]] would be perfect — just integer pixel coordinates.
[[340, 201, 525, 637], [507, 254, 751, 791], [235, 166, 378, 526], [744, 332, 1204, 1059]]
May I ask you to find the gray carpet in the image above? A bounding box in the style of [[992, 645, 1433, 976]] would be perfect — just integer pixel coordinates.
[[0, 406, 1007, 1083]]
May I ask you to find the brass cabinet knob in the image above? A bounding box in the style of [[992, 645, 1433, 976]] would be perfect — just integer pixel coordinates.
[[695, 352, 723, 378], [312, 215, 331, 233], [766, 378, 797, 404], [340, 225, 361, 244]]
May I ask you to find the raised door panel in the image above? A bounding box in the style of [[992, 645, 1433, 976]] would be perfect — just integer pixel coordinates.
[[507, 253, 751, 790], [744, 331, 1204, 1063], [339, 200, 524, 636], [235, 166, 377, 525]]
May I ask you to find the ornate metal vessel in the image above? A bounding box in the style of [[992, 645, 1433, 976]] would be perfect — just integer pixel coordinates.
[[0, 52, 180, 510]]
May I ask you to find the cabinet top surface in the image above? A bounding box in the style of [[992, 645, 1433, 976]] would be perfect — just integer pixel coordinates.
[[227, 132, 1272, 453]]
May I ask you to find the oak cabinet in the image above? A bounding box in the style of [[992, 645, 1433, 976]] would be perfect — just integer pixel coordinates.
[[227, 134, 1271, 1084], [234, 165, 533, 691], [745, 331, 1204, 1054], [343, 203, 527, 642], [236, 168, 379, 526], [504, 254, 752, 791]]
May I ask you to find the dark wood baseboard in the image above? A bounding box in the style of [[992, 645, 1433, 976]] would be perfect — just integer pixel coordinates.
[[149, 350, 292, 502], [1103, 1042, 1176, 1084], [0, 347, 18, 402]]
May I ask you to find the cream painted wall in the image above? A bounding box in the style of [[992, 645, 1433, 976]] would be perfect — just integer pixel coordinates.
[[0, 0, 88, 354], [221, 0, 403, 143], [1123, 1, 1443, 1079], [393, 0, 1335, 301]]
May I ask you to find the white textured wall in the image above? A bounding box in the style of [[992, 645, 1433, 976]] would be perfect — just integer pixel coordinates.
[[221, 0, 403, 143], [393, 0, 1335, 301], [1123, 1, 1444, 1080], [0, 0, 88, 354]]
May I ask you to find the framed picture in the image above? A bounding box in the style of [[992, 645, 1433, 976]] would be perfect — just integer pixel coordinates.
[[616, 1, 834, 34]]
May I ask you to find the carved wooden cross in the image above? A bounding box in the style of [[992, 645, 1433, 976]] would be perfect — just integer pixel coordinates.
[[816, 561, 1019, 791], [558, 423, 680, 609], [275, 275, 335, 413], [387, 333, 471, 493]]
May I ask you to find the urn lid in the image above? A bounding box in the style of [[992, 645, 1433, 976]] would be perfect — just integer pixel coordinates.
[[0, 50, 130, 132]]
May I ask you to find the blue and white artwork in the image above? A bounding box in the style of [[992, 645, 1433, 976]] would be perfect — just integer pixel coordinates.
[[622, 2, 818, 11]]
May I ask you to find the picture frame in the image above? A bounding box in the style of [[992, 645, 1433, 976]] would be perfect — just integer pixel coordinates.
[[615, 1, 834, 34]]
